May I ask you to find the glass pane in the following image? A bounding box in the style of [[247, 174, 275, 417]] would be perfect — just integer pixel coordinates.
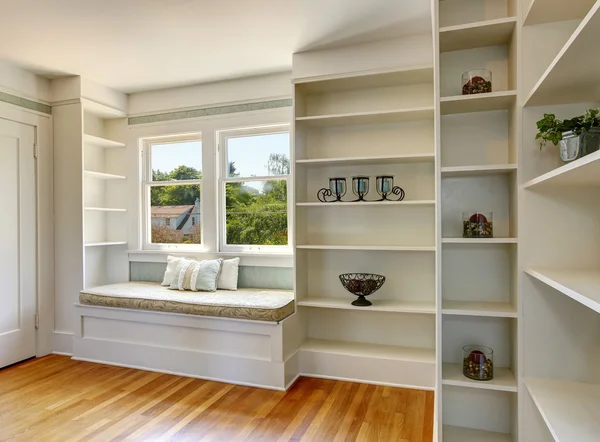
[[151, 141, 202, 181], [227, 132, 290, 178], [150, 184, 201, 244], [225, 180, 288, 246]]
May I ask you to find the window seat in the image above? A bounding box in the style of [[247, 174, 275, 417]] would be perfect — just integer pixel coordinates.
[[79, 282, 295, 322]]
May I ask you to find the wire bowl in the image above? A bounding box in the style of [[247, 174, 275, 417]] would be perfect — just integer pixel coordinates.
[[339, 273, 386, 307]]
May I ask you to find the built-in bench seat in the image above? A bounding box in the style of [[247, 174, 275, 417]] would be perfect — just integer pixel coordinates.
[[79, 281, 295, 322]]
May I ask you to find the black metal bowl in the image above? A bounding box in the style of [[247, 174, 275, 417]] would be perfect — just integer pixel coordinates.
[[339, 273, 386, 306]]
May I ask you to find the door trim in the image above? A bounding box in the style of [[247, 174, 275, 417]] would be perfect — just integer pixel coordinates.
[[0, 100, 54, 358]]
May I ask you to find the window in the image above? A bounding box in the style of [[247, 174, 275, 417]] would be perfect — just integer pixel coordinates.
[[142, 135, 202, 248], [219, 126, 290, 252]]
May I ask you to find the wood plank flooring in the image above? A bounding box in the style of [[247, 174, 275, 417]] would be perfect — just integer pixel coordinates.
[[0, 355, 434, 441]]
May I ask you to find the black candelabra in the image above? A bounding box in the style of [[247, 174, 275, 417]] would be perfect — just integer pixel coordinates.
[[317, 176, 405, 203]]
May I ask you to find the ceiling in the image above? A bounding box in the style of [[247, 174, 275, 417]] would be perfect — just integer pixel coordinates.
[[0, 0, 431, 93]]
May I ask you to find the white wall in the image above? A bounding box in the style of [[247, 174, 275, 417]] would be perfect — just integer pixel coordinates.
[[128, 72, 292, 115], [0, 61, 51, 102]]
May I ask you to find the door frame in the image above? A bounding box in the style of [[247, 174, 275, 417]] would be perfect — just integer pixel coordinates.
[[0, 100, 54, 358]]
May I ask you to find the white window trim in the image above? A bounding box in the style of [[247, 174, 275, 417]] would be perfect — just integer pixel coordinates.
[[218, 124, 292, 254], [141, 133, 206, 252]]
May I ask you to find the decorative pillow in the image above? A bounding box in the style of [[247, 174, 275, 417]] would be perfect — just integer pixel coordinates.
[[169, 258, 223, 292], [169, 258, 193, 290], [162, 255, 182, 286], [217, 257, 240, 291]]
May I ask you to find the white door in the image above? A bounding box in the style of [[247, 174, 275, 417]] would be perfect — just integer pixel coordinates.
[[0, 118, 36, 368]]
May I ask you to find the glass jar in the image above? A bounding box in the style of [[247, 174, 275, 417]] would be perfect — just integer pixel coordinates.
[[462, 69, 492, 95], [463, 212, 493, 238], [463, 345, 494, 381]]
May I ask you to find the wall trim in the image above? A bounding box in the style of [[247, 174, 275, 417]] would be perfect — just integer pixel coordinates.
[[128, 98, 292, 125], [0, 91, 52, 115]]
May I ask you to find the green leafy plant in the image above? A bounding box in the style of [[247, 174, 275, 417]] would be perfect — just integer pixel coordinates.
[[536, 108, 600, 149]]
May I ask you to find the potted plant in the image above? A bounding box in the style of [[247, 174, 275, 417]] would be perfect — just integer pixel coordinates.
[[536, 108, 600, 163]]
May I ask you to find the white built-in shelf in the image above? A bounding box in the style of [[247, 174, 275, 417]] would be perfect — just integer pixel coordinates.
[[522, 150, 600, 189], [440, 91, 517, 115], [442, 300, 517, 318], [295, 107, 434, 127], [84, 170, 127, 180], [297, 298, 436, 314], [525, 377, 600, 442], [442, 363, 517, 392], [443, 425, 513, 442], [525, 3, 600, 106], [84, 207, 127, 213], [85, 241, 128, 247], [524, 0, 596, 25], [524, 268, 600, 314], [296, 200, 435, 207], [439, 17, 517, 52], [296, 244, 436, 252], [82, 98, 127, 119], [294, 64, 434, 93], [441, 164, 517, 177], [295, 153, 435, 167], [83, 134, 126, 149], [299, 339, 435, 364], [442, 238, 518, 244]]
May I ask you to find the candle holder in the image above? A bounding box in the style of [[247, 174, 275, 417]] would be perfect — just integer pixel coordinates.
[[352, 176, 369, 201], [317, 177, 347, 202], [375, 176, 405, 201]]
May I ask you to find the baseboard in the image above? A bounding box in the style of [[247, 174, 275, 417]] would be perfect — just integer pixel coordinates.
[[52, 351, 73, 357], [285, 373, 301, 390], [299, 372, 436, 391], [52, 331, 74, 355]]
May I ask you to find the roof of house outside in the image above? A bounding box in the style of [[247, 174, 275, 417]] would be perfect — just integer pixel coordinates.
[[151, 205, 194, 218]]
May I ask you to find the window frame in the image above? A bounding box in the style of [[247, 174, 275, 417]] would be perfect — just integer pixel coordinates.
[[141, 133, 205, 251], [218, 124, 292, 254]]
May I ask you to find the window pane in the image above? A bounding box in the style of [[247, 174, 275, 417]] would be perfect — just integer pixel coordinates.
[[150, 184, 201, 244], [151, 141, 202, 181], [227, 133, 290, 178], [225, 180, 287, 246]]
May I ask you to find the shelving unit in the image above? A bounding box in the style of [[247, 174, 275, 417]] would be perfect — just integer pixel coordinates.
[[439, 18, 516, 53], [441, 164, 517, 177], [440, 91, 517, 115], [436, 0, 520, 439], [82, 100, 129, 289], [523, 268, 600, 314], [443, 363, 517, 392], [525, 377, 600, 442], [297, 298, 436, 314], [295, 107, 435, 126], [520, 2, 600, 441], [292, 61, 437, 390], [524, 2, 600, 106], [524, 0, 596, 25], [442, 300, 517, 319], [295, 153, 435, 166]]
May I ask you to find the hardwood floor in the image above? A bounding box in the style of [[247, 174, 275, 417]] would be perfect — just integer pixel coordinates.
[[0, 355, 434, 441]]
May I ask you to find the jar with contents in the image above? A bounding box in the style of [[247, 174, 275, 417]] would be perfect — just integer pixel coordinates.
[[463, 212, 493, 238], [463, 345, 494, 381], [462, 69, 492, 95]]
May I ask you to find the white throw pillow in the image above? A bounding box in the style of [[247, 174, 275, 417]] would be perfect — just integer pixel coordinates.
[[217, 257, 240, 290], [169, 258, 193, 290], [161, 255, 182, 286]]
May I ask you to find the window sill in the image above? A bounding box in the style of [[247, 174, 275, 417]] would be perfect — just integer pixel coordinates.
[[128, 249, 293, 268]]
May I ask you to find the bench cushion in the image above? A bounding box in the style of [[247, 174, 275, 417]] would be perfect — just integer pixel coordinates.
[[79, 282, 295, 322]]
